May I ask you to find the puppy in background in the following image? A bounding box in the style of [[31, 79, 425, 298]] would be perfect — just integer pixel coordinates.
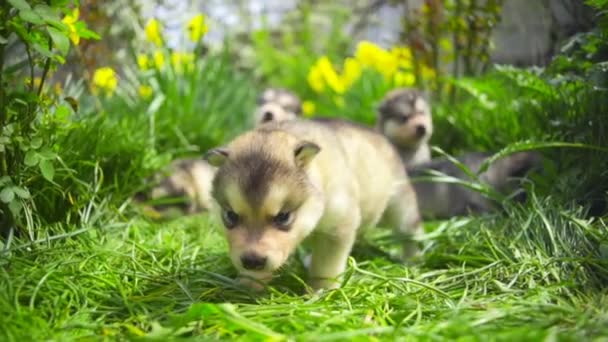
[[134, 88, 303, 218], [205, 118, 423, 292], [376, 88, 433, 166], [409, 151, 543, 219], [134, 158, 217, 218], [254, 88, 302, 125]]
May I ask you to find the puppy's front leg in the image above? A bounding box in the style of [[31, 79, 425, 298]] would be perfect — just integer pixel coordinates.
[[308, 219, 359, 292]]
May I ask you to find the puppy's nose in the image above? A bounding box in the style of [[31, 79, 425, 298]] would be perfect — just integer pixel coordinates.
[[240, 253, 267, 270], [262, 111, 274, 122], [415, 125, 426, 137]]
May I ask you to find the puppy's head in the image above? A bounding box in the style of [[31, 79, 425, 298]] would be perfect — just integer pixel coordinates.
[[377, 88, 433, 149], [204, 129, 323, 280], [254, 88, 302, 126]]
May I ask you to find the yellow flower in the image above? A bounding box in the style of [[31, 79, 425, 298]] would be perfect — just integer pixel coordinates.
[[186, 14, 209, 42], [170, 51, 195, 73], [355, 41, 399, 80], [25, 77, 42, 89], [145, 18, 163, 47], [390, 46, 414, 69], [92, 67, 118, 96], [394, 72, 416, 87], [62, 8, 80, 45], [153, 50, 165, 69], [307, 64, 325, 93], [139, 85, 153, 99], [318, 57, 345, 94], [137, 54, 150, 70], [302, 101, 316, 116], [340, 57, 361, 89]]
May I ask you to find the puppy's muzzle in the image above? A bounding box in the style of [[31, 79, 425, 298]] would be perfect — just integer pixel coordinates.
[[415, 125, 426, 137], [240, 252, 267, 270]]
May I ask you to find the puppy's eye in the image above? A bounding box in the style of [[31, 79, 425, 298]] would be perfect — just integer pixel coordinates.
[[222, 209, 240, 229], [395, 115, 409, 124], [272, 211, 293, 230]]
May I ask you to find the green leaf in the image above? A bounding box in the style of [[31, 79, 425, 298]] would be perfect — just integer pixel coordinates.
[[39, 159, 55, 181], [0, 34, 8, 44], [0, 187, 15, 203], [31, 41, 55, 59], [0, 176, 10, 186], [12, 186, 30, 199], [20, 9, 45, 25], [8, 0, 31, 11], [8, 199, 23, 217], [38, 148, 56, 160], [30, 137, 43, 149], [47, 27, 69, 56], [55, 104, 71, 121], [24, 150, 39, 166]]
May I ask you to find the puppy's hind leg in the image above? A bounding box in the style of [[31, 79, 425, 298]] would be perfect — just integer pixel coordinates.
[[308, 212, 361, 292], [383, 182, 424, 260]]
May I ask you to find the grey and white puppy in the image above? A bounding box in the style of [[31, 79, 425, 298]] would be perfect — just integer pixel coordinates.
[[134, 88, 303, 218], [254, 88, 303, 125], [134, 158, 217, 218], [408, 151, 543, 219], [376, 88, 433, 167]]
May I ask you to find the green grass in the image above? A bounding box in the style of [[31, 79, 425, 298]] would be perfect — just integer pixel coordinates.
[[1, 62, 608, 340]]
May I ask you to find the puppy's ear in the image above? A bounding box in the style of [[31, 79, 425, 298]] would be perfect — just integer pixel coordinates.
[[376, 97, 390, 117], [204, 148, 229, 167], [294, 141, 320, 167]]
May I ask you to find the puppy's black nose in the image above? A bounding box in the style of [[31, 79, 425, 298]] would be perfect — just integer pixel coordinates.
[[240, 253, 267, 270], [415, 125, 426, 137], [262, 111, 274, 122]]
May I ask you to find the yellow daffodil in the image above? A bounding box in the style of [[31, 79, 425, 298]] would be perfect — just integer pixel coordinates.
[[390, 46, 414, 69], [62, 8, 80, 45], [137, 54, 150, 70], [25, 77, 42, 89], [394, 72, 416, 87], [145, 18, 163, 47], [307, 64, 325, 93], [153, 50, 165, 69], [170, 51, 195, 73], [186, 14, 209, 42], [302, 101, 316, 116], [340, 57, 362, 89], [92, 67, 118, 96], [355, 41, 399, 80], [139, 85, 153, 99]]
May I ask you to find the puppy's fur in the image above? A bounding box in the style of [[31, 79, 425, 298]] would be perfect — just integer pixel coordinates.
[[135, 88, 302, 218], [408, 151, 543, 219], [205, 118, 423, 291], [254, 88, 302, 125], [134, 158, 217, 217], [376, 88, 433, 166]]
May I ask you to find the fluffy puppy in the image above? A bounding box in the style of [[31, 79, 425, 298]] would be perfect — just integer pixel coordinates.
[[376, 88, 433, 166], [408, 151, 543, 219], [254, 88, 302, 125], [205, 118, 423, 291], [134, 158, 217, 218]]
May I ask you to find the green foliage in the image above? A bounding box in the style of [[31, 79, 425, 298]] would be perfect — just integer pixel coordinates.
[[0, 0, 98, 235]]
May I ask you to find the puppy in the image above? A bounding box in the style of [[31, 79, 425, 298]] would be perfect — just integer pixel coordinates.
[[134, 158, 217, 218], [254, 88, 302, 125], [408, 151, 543, 219], [134, 88, 302, 218], [205, 118, 423, 291], [376, 88, 433, 166]]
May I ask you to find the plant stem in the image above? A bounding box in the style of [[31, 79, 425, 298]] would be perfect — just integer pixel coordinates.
[[37, 37, 53, 98]]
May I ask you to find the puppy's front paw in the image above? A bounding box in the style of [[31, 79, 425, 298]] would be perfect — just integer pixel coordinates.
[[236, 273, 272, 292], [307, 277, 340, 294]]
